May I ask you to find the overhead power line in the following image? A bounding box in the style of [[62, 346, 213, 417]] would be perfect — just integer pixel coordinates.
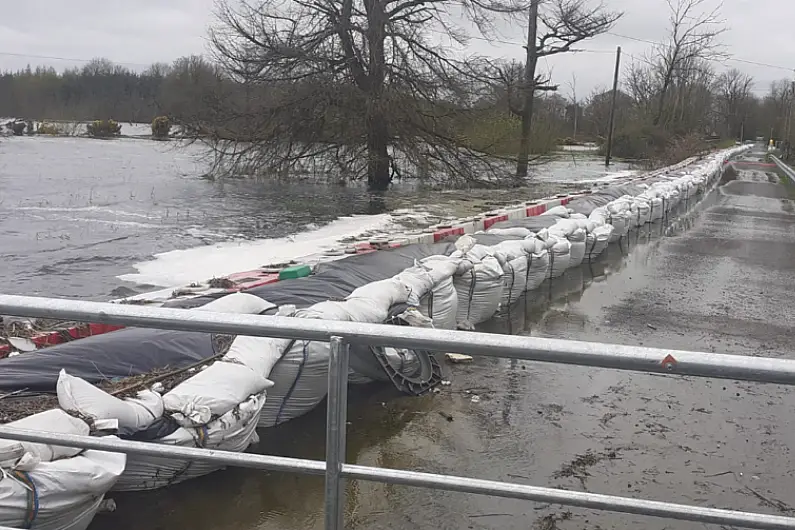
[[2, 27, 793, 75], [0, 51, 151, 68]]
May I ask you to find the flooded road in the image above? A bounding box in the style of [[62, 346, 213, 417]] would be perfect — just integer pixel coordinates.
[[88, 152, 795, 530], [0, 136, 631, 300]]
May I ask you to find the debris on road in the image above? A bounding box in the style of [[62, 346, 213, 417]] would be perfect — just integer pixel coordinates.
[[445, 353, 473, 363]]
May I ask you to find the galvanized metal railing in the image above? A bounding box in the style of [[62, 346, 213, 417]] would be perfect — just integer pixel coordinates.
[[1, 294, 795, 530], [771, 155, 795, 184]]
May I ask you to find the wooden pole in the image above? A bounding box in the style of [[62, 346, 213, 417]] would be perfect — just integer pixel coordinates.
[[604, 46, 622, 167]]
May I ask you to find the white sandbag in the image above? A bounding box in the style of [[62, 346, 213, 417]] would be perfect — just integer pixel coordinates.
[[547, 236, 571, 279], [541, 205, 570, 217], [257, 338, 330, 428], [650, 197, 664, 221], [452, 244, 507, 265], [163, 361, 273, 428], [525, 250, 549, 291], [454, 234, 477, 254], [348, 277, 413, 308], [194, 292, 275, 314], [493, 240, 537, 261], [607, 211, 627, 243], [223, 336, 290, 378], [57, 370, 163, 433], [549, 219, 581, 236], [303, 278, 412, 324], [223, 305, 297, 376], [606, 199, 630, 216], [453, 256, 504, 328], [396, 257, 458, 300], [418, 275, 458, 330], [486, 227, 532, 238], [0, 410, 89, 467], [633, 200, 651, 225], [500, 255, 528, 307], [549, 223, 586, 270], [589, 207, 608, 227], [585, 225, 613, 262], [0, 446, 126, 530], [114, 393, 264, 491], [568, 240, 586, 268]]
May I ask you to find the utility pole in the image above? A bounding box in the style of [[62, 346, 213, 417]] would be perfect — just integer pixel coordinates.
[[604, 46, 622, 167], [516, 0, 540, 181], [570, 74, 578, 141], [787, 81, 795, 158]]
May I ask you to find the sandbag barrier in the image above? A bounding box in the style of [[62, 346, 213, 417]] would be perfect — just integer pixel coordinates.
[[0, 146, 750, 528], [0, 147, 746, 358]]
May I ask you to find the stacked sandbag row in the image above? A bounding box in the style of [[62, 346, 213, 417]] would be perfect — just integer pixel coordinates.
[[438, 148, 747, 329], [50, 293, 279, 492], [0, 410, 126, 530]]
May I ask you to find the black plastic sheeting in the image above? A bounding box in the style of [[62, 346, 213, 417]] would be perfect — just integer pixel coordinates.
[[566, 195, 612, 216], [488, 215, 561, 232], [593, 183, 645, 200], [165, 242, 456, 310], [0, 242, 457, 393], [0, 328, 215, 393], [471, 233, 519, 247]]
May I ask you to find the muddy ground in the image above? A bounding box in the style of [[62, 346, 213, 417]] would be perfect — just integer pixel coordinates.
[[90, 150, 795, 530]]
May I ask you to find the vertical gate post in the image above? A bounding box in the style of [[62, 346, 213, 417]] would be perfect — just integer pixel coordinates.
[[325, 336, 350, 530]]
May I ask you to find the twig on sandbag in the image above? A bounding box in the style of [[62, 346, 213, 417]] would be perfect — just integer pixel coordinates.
[[108, 333, 236, 397], [109, 351, 227, 398], [0, 388, 28, 401]]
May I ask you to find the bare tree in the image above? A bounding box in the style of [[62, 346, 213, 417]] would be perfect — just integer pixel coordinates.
[[715, 68, 753, 139], [651, 0, 726, 126], [515, 0, 622, 179], [185, 0, 532, 190]]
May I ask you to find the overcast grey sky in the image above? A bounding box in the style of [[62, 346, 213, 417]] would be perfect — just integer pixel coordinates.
[[0, 0, 791, 99]]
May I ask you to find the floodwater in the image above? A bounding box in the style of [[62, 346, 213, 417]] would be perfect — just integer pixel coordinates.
[[87, 150, 795, 530], [0, 135, 631, 299]]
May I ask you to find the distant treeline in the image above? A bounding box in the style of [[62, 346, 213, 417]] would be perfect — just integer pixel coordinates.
[[0, 55, 588, 155], [0, 56, 219, 124]]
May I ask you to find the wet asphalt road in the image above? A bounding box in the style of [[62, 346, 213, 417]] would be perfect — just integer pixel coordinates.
[[91, 150, 795, 530]]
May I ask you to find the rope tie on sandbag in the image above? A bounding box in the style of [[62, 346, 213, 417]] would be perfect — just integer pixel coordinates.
[[275, 340, 308, 425], [12, 471, 39, 529], [427, 290, 434, 319], [505, 262, 516, 306], [525, 253, 533, 287], [466, 268, 477, 322], [195, 425, 209, 448]]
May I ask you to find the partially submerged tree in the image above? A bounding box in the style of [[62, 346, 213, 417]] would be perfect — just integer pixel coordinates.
[[514, 0, 622, 179], [187, 0, 531, 190]]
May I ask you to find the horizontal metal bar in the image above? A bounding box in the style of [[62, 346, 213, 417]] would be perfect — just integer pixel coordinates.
[[0, 426, 326, 476], [0, 426, 790, 530], [342, 465, 795, 530], [3, 294, 795, 385]]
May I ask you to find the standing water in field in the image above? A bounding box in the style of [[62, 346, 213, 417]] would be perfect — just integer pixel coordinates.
[[0, 135, 632, 299]]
